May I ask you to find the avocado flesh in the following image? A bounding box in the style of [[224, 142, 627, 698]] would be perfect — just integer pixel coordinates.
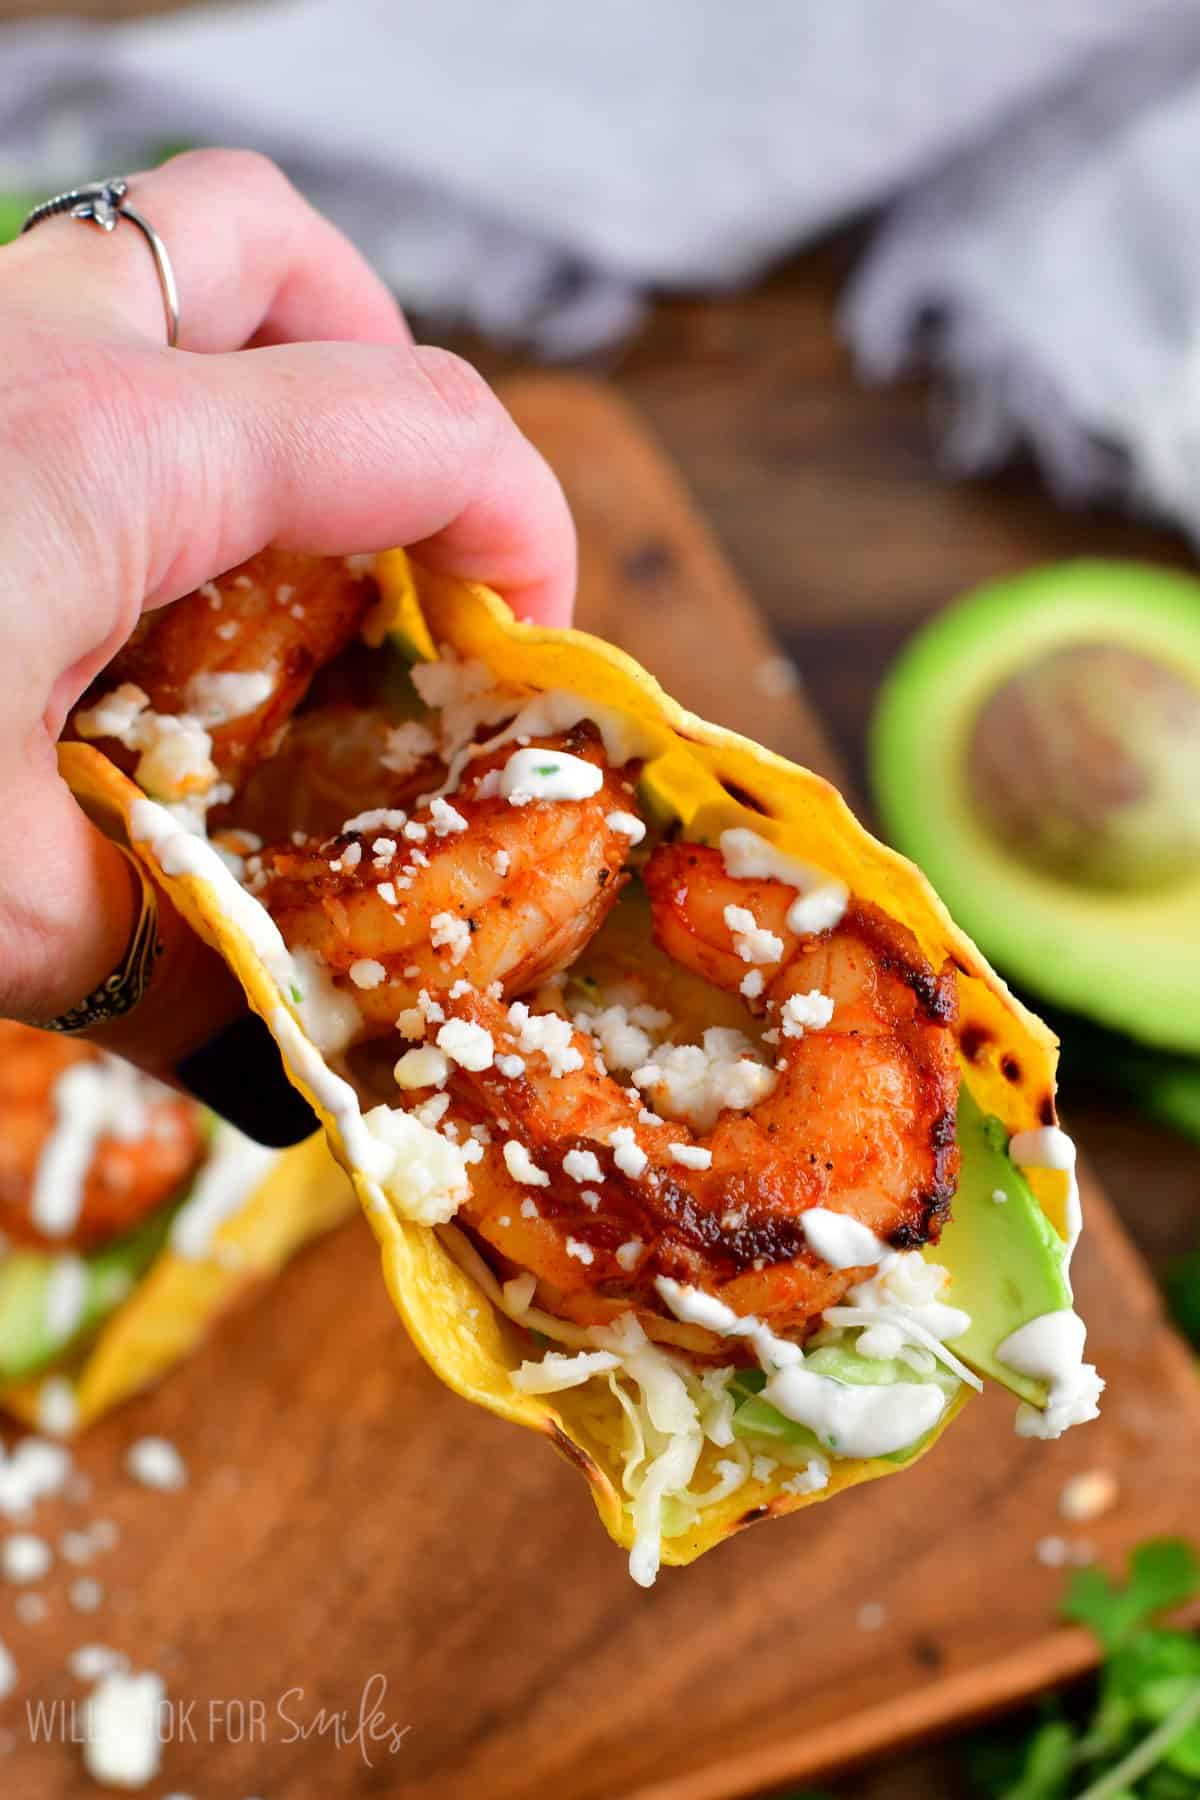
[[726, 1088, 1070, 1442], [871, 560, 1200, 1052], [0, 1200, 179, 1384], [928, 1084, 1071, 1406]]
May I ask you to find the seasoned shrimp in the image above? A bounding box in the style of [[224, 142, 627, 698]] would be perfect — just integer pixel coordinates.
[[70, 551, 376, 794], [252, 723, 643, 1036], [0, 1024, 205, 1253], [400, 842, 959, 1342]]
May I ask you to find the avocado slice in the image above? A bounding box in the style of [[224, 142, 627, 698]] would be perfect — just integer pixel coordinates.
[[870, 561, 1200, 1052], [0, 1200, 180, 1384], [930, 1084, 1072, 1405]]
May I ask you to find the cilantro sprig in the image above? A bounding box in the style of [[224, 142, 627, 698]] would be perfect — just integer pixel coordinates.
[[968, 1539, 1200, 1799]]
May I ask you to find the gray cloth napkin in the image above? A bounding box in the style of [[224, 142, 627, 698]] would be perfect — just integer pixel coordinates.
[[4, 1, 1200, 531]]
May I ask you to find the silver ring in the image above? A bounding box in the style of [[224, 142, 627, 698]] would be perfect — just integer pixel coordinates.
[[21, 177, 181, 349]]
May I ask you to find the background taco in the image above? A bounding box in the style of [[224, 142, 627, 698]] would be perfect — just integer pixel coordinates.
[[0, 1021, 354, 1436], [59, 549, 1102, 1579]]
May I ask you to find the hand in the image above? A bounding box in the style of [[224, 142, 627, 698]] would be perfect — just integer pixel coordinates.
[[0, 150, 575, 1087]]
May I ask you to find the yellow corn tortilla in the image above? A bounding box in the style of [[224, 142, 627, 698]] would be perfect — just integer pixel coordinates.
[[1, 1129, 355, 1435], [60, 551, 1063, 1559]]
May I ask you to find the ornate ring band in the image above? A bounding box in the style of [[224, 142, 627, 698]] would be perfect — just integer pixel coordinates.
[[37, 849, 165, 1034], [21, 177, 181, 349]]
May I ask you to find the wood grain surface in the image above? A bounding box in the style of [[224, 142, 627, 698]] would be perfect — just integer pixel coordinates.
[[2, 375, 1197, 1800]]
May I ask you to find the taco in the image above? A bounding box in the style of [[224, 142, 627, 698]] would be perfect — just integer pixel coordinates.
[[60, 549, 1102, 1580], [0, 1021, 354, 1435]]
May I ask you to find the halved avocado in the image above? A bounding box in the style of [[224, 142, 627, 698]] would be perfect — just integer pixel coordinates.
[[871, 561, 1200, 1052]]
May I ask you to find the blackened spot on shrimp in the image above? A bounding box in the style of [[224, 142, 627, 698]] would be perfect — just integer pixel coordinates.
[[960, 1022, 992, 1064], [718, 779, 770, 817], [1039, 1092, 1057, 1126], [1001, 1054, 1022, 1084], [597, 868, 610, 887]]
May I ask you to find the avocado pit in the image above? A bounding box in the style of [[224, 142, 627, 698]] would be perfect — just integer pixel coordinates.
[[967, 642, 1200, 891]]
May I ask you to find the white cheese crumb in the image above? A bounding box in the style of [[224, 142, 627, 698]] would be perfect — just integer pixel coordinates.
[[370, 837, 397, 861], [60, 1529, 93, 1565], [348, 958, 387, 991], [504, 1141, 550, 1187], [71, 1576, 104, 1612], [376, 882, 398, 906], [496, 1054, 526, 1079], [2, 1533, 52, 1584], [739, 969, 765, 1000], [608, 1126, 648, 1178], [1035, 1534, 1070, 1567], [395, 1007, 425, 1040], [35, 1377, 78, 1439], [414, 1093, 451, 1129], [436, 1019, 494, 1072], [565, 1238, 595, 1265], [430, 911, 471, 964], [780, 1458, 830, 1497], [615, 1238, 643, 1272], [751, 1455, 778, 1482], [780, 989, 835, 1037], [668, 1142, 713, 1170], [520, 1197, 540, 1219], [403, 821, 428, 842], [633, 1028, 776, 1131], [125, 1437, 187, 1493], [581, 1190, 601, 1212], [0, 1639, 14, 1701], [430, 798, 469, 836], [69, 1645, 130, 1682], [394, 1046, 450, 1090], [0, 1438, 72, 1520], [1059, 1469, 1118, 1523], [417, 989, 445, 1025], [563, 1149, 603, 1184], [724, 904, 785, 966], [83, 1669, 165, 1787], [506, 1002, 583, 1076], [605, 810, 646, 844], [492, 849, 511, 876], [992, 1187, 1009, 1204], [754, 653, 800, 698]]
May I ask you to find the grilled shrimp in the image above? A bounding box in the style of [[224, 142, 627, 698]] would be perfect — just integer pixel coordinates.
[[252, 723, 642, 1037], [404, 843, 959, 1340], [70, 552, 376, 795], [0, 1024, 205, 1253]]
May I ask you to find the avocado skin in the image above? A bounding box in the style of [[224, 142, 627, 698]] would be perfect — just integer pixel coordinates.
[[0, 1201, 179, 1384], [871, 560, 1200, 1052]]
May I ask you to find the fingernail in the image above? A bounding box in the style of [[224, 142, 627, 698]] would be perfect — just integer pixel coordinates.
[[176, 1012, 319, 1148]]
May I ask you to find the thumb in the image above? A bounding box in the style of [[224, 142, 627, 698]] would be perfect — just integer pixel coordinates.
[[4, 336, 574, 1080]]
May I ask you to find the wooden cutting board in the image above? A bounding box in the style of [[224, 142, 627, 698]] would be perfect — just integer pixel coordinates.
[[5, 375, 1199, 1800]]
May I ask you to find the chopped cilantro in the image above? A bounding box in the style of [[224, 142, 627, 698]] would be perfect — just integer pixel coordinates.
[[535, 763, 560, 777], [289, 984, 304, 1005]]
